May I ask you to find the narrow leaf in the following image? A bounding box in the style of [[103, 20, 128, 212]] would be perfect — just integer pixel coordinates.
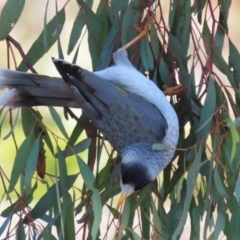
[[172, 145, 202, 239], [91, 189, 102, 239], [57, 147, 68, 226], [0, 213, 13, 235], [25, 137, 40, 195], [0, 0, 25, 40], [197, 77, 216, 141], [140, 38, 154, 71], [235, 177, 240, 205], [60, 138, 91, 157], [213, 167, 228, 198], [68, 0, 94, 54], [214, 210, 225, 240], [23, 174, 78, 223], [76, 0, 102, 69], [150, 24, 160, 61], [16, 220, 26, 240], [118, 199, 130, 239], [152, 143, 170, 151], [8, 131, 35, 192], [49, 107, 69, 139], [76, 155, 94, 189], [106, 204, 120, 219], [18, 7, 65, 71]]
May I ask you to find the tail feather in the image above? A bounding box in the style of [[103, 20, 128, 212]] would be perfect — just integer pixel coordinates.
[[0, 60, 105, 124], [0, 69, 79, 108]]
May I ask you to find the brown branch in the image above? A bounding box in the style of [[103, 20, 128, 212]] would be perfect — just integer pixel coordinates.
[[6, 35, 37, 73]]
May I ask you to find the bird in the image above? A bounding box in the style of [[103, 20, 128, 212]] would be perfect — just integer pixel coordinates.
[[0, 17, 182, 208]]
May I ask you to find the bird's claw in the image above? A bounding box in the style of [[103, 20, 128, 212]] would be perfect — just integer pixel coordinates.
[[163, 84, 188, 96]]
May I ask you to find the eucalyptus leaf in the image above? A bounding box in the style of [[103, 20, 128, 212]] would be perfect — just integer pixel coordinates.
[[0, 0, 25, 40]]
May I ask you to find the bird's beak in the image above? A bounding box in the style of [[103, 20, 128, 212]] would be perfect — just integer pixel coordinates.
[[116, 193, 128, 209]]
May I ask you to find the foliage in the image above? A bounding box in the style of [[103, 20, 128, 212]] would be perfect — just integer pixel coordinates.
[[0, 0, 240, 239]]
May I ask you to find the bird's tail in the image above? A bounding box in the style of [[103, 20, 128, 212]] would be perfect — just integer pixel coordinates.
[[0, 69, 79, 108]]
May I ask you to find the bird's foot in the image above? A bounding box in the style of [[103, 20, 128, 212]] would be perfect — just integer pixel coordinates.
[[162, 84, 188, 96], [121, 16, 155, 50]]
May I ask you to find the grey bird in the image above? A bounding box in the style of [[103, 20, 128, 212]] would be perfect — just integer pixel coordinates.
[[0, 49, 179, 206]]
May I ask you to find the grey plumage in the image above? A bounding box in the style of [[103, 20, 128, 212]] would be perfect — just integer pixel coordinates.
[[0, 49, 179, 196]]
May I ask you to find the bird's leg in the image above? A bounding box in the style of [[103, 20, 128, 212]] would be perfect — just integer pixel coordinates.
[[121, 16, 155, 50], [162, 84, 188, 96]]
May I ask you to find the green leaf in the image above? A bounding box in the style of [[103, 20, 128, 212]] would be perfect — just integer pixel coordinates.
[[24, 137, 40, 195], [106, 204, 120, 219], [64, 193, 75, 240], [49, 107, 69, 139], [0, 213, 13, 235], [97, 25, 120, 70], [152, 143, 170, 151], [139, 190, 150, 239], [66, 112, 89, 146], [159, 59, 170, 85], [150, 24, 160, 61], [202, 20, 212, 55], [0, 0, 25, 40], [150, 196, 163, 237], [192, 0, 207, 23], [67, 10, 86, 55], [227, 117, 240, 129], [227, 119, 239, 162], [109, 0, 128, 25], [23, 174, 78, 223], [91, 189, 102, 240], [213, 167, 228, 198], [1, 196, 33, 217], [67, 0, 93, 55], [168, 33, 186, 65], [76, 0, 102, 70], [235, 177, 240, 205], [176, 175, 185, 203], [57, 147, 68, 226], [172, 145, 202, 239], [21, 108, 35, 137], [215, 23, 225, 54], [228, 40, 240, 105], [140, 38, 154, 71], [174, 0, 191, 55], [8, 131, 35, 192], [17, 7, 65, 71], [76, 155, 94, 189], [41, 229, 57, 240], [60, 138, 91, 157], [122, 3, 139, 52], [43, 0, 50, 52], [16, 220, 25, 240], [203, 22, 236, 89], [96, 0, 109, 46], [3, 109, 20, 140], [196, 77, 216, 141], [75, 193, 92, 216], [214, 210, 225, 240], [126, 229, 141, 240], [118, 198, 130, 239]]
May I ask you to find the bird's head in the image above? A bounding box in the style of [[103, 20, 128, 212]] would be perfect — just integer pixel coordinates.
[[117, 162, 152, 208], [117, 144, 164, 208], [120, 162, 151, 195]]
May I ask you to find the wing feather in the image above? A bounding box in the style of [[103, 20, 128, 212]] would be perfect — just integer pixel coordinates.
[[53, 59, 168, 152]]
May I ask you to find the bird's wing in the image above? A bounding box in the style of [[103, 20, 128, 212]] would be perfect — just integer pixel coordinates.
[[53, 59, 168, 152]]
